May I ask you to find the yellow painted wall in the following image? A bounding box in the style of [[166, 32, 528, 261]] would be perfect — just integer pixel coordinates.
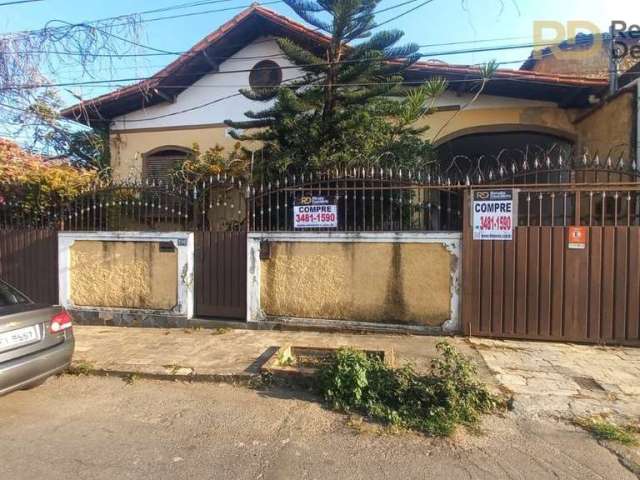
[[109, 105, 579, 179], [70, 240, 178, 310], [260, 242, 454, 326], [423, 106, 577, 144], [109, 126, 261, 180], [574, 91, 635, 159]]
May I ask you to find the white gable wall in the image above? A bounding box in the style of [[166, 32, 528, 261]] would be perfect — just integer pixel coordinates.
[[111, 37, 302, 131]]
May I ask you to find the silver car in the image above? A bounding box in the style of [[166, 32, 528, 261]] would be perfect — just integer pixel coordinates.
[[0, 280, 74, 396]]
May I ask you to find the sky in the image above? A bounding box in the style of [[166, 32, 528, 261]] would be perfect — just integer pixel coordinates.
[[3, 0, 640, 108]]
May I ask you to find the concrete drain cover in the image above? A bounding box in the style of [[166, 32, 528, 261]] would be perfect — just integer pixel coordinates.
[[572, 376, 605, 391]]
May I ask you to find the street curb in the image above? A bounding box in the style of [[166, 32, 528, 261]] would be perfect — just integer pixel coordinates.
[[66, 362, 259, 385]]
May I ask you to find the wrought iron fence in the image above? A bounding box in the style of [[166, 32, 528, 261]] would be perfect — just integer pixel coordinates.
[[0, 175, 245, 232], [0, 149, 638, 232]]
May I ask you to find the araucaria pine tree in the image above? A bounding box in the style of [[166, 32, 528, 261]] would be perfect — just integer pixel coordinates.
[[225, 0, 448, 178]]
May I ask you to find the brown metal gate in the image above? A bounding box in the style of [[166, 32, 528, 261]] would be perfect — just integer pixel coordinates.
[[194, 231, 247, 319], [0, 229, 58, 304], [462, 188, 640, 345]]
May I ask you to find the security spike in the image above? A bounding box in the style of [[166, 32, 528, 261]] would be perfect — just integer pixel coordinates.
[[606, 156, 613, 168]]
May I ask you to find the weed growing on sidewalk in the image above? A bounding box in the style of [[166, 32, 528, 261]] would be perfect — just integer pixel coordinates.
[[66, 361, 94, 376], [317, 342, 503, 437], [212, 328, 231, 335], [575, 416, 639, 446], [123, 373, 140, 385]]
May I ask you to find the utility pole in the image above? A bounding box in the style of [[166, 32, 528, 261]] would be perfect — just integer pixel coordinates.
[[608, 26, 618, 96]]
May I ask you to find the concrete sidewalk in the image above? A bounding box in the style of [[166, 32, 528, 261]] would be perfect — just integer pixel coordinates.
[[72, 326, 640, 421], [72, 325, 485, 382]]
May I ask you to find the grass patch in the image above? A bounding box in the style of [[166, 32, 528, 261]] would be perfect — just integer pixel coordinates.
[[575, 416, 639, 446], [66, 360, 94, 376], [122, 373, 140, 385], [212, 327, 231, 335], [316, 342, 503, 437]]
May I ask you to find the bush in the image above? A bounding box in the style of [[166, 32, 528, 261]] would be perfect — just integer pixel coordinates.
[[0, 139, 97, 213], [317, 342, 502, 436]]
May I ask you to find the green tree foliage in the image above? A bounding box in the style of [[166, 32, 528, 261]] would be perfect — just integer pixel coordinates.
[[225, 0, 448, 178]]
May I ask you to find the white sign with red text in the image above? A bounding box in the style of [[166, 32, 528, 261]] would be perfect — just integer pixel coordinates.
[[472, 190, 516, 240], [294, 195, 338, 229]]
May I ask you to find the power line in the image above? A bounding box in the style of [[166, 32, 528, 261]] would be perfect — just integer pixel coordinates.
[[0, 39, 582, 92], [0, 0, 43, 6], [67, 72, 608, 125], [375, 0, 434, 28]]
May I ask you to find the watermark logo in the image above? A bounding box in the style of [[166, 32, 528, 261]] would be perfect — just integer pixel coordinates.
[[532, 21, 602, 61], [610, 21, 640, 60], [533, 20, 640, 62]]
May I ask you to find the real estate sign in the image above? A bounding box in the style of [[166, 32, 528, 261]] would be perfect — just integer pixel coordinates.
[[293, 195, 338, 229], [472, 190, 516, 241]]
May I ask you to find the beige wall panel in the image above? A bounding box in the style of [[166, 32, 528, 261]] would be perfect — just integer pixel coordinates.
[[260, 242, 453, 326], [70, 240, 178, 309], [575, 92, 634, 159]]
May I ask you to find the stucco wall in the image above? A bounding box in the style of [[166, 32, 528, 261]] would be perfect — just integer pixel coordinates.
[[425, 106, 577, 145], [259, 241, 455, 326], [574, 90, 635, 159], [69, 240, 178, 309]]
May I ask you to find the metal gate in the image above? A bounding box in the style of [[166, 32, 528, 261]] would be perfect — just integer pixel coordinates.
[[0, 229, 58, 304], [462, 186, 640, 345], [194, 231, 247, 319]]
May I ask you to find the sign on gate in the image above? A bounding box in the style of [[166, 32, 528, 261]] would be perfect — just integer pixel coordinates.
[[294, 195, 338, 229], [568, 226, 587, 249], [472, 190, 516, 240]]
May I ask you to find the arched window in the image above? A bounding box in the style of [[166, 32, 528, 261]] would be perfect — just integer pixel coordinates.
[[143, 146, 192, 183]]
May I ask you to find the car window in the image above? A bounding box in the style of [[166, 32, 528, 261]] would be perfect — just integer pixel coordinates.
[[0, 282, 30, 306]]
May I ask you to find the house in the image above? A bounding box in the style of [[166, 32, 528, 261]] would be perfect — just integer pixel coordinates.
[[61, 5, 635, 181]]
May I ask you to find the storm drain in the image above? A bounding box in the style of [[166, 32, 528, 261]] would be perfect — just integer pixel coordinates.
[[572, 376, 605, 392]]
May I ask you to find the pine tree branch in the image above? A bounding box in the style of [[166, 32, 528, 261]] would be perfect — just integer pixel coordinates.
[[276, 38, 327, 74], [283, 0, 333, 32]]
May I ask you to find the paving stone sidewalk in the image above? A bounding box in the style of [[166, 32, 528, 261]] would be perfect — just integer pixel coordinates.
[[470, 338, 640, 420]]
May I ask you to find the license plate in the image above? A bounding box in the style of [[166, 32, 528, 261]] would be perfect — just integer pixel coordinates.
[[0, 325, 41, 352]]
